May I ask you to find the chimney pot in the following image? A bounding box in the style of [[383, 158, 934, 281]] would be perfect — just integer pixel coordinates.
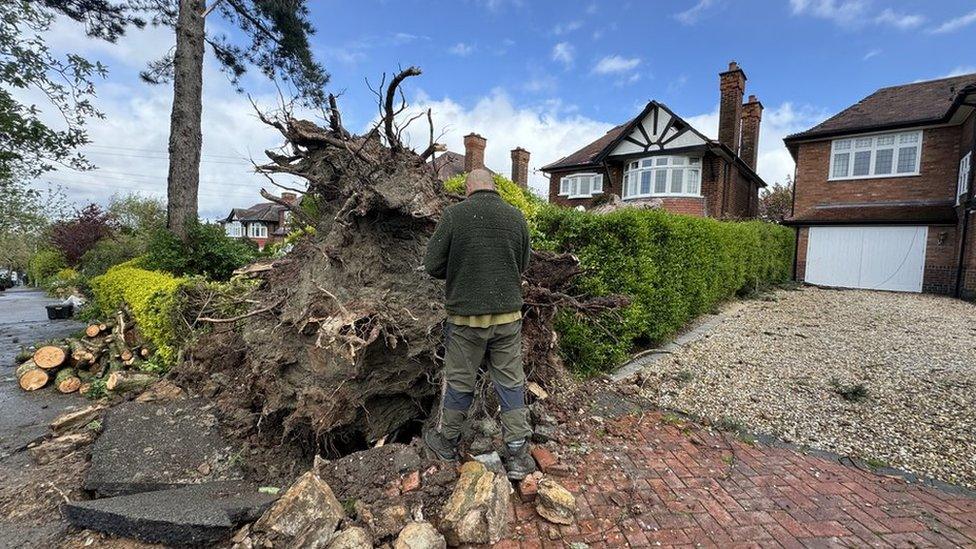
[[463, 133, 487, 172], [510, 147, 530, 189]]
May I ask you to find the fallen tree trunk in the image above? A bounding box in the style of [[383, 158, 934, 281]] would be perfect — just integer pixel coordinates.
[[178, 68, 625, 455]]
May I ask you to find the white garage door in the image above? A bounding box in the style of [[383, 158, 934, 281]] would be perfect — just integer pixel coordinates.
[[805, 226, 928, 293]]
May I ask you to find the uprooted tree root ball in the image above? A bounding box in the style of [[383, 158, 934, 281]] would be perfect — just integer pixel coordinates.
[[176, 67, 626, 457]]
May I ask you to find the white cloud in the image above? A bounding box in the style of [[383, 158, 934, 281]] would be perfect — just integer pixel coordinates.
[[874, 8, 924, 29], [592, 55, 641, 75], [790, 0, 922, 29], [685, 102, 829, 185], [399, 89, 613, 197], [862, 48, 882, 60], [552, 21, 583, 35], [448, 42, 474, 56], [675, 0, 716, 25], [929, 9, 976, 34], [552, 42, 575, 67], [942, 66, 976, 78], [789, 0, 866, 25]]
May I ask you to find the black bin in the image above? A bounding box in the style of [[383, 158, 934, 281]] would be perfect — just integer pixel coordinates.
[[45, 304, 73, 320]]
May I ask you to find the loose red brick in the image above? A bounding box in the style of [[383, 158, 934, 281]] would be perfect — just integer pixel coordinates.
[[530, 446, 558, 472], [400, 470, 420, 493], [518, 472, 542, 502]]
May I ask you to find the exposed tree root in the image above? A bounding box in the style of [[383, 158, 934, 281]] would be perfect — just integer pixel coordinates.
[[178, 68, 625, 457]]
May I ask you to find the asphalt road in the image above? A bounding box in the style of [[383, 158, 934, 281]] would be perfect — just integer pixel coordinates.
[[0, 288, 86, 456]]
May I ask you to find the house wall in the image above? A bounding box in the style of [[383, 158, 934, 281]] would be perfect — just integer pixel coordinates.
[[792, 126, 962, 220], [547, 153, 755, 218]]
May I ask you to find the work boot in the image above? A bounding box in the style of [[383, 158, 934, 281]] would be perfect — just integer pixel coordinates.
[[424, 428, 459, 462], [501, 439, 537, 481]]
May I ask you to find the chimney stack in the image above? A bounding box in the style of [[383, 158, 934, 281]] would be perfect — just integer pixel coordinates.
[[463, 133, 487, 172], [280, 192, 298, 205], [718, 61, 747, 153], [510, 147, 530, 189], [739, 95, 763, 170]]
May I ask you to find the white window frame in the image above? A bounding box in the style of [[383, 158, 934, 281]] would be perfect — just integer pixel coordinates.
[[828, 130, 922, 181], [622, 155, 702, 199], [959, 151, 972, 206], [558, 173, 603, 199], [224, 220, 242, 238], [247, 223, 268, 238]]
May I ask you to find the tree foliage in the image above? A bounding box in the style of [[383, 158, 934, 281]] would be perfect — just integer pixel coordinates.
[[48, 203, 114, 264], [133, 0, 329, 108], [142, 221, 259, 281], [0, 1, 111, 179], [759, 175, 794, 223], [0, 177, 70, 272]]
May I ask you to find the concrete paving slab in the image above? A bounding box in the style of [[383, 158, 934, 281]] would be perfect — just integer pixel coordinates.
[[84, 398, 243, 497], [64, 481, 277, 546]]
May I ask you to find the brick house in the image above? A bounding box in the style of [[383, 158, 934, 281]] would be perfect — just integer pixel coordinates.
[[221, 192, 299, 250], [783, 73, 976, 297], [540, 62, 767, 218], [428, 133, 532, 189]]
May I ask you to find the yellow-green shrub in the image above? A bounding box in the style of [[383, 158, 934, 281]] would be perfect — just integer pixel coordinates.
[[536, 207, 794, 375], [89, 263, 186, 365]]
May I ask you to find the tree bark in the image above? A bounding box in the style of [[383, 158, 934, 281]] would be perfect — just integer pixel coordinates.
[[166, 0, 206, 240]]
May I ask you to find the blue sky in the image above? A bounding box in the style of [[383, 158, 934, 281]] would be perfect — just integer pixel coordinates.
[[31, 0, 976, 219]]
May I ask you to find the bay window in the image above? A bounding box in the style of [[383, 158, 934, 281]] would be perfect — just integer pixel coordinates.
[[829, 130, 921, 180], [623, 156, 701, 199], [248, 223, 268, 238], [225, 221, 242, 238], [559, 173, 603, 198]]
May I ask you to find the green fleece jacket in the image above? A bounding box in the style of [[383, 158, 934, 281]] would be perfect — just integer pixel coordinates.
[[424, 190, 531, 316]]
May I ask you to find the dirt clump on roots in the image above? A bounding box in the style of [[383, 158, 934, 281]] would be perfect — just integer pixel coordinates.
[[174, 68, 626, 470]]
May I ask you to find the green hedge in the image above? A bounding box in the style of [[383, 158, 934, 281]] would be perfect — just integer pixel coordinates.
[[535, 207, 794, 375], [89, 261, 187, 366]]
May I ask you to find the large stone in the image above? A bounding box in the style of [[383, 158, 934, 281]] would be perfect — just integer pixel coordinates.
[[83, 398, 242, 496], [438, 461, 511, 546], [63, 481, 277, 546], [254, 469, 345, 538], [327, 526, 372, 549], [535, 478, 576, 525], [394, 521, 446, 549]]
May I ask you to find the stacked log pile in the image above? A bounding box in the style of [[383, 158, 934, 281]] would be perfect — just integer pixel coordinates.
[[16, 309, 158, 396]]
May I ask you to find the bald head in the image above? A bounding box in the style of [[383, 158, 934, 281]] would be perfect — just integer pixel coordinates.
[[466, 168, 495, 196]]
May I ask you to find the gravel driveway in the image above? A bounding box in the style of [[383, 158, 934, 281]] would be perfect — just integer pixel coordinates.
[[635, 287, 976, 489]]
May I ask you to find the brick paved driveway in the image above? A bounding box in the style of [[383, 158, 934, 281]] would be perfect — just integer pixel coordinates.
[[502, 411, 976, 548]]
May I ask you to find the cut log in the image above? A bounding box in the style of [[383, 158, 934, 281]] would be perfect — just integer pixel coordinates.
[[79, 382, 93, 397], [120, 349, 133, 362], [139, 347, 151, 358], [69, 339, 95, 367], [33, 345, 67, 369], [17, 361, 49, 391], [56, 368, 82, 394], [85, 324, 101, 338], [106, 371, 158, 394]]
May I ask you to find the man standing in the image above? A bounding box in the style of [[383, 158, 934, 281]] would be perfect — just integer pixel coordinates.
[[423, 168, 536, 480]]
